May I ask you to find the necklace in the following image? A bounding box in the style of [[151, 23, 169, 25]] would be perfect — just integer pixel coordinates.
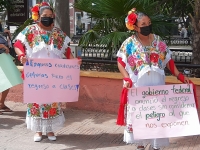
[[136, 33, 151, 47], [136, 34, 151, 75]]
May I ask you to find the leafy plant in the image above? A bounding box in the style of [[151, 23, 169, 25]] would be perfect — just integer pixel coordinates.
[[0, 0, 14, 12], [12, 18, 33, 41], [74, 0, 174, 51]]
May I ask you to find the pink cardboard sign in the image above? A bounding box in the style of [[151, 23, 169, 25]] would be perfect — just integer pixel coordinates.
[[23, 58, 80, 103], [128, 84, 200, 139]]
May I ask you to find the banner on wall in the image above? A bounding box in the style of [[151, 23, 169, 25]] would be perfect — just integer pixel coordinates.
[[23, 58, 80, 103], [128, 84, 200, 139]]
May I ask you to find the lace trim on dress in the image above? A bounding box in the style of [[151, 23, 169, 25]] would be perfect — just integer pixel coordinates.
[[62, 36, 71, 51], [137, 65, 165, 80], [117, 49, 128, 64], [162, 48, 172, 69], [16, 32, 32, 57], [57, 36, 71, 57], [117, 41, 138, 83], [26, 112, 65, 133]]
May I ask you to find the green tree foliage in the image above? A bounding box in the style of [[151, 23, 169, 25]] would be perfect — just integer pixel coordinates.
[[157, 0, 193, 28], [74, 0, 173, 50], [159, 0, 200, 66], [0, 0, 13, 12], [12, 18, 33, 40]]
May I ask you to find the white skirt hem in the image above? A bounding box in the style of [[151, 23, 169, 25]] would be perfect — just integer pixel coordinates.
[[26, 112, 65, 133], [123, 129, 169, 147]]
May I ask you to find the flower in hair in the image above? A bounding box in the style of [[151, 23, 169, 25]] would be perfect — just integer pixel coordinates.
[[41, 2, 50, 6], [31, 5, 39, 12], [32, 12, 39, 21], [125, 8, 137, 30], [31, 5, 39, 21], [31, 2, 50, 21]]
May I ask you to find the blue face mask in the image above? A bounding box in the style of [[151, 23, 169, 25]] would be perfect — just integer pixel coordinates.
[[41, 17, 54, 27], [140, 24, 152, 36]]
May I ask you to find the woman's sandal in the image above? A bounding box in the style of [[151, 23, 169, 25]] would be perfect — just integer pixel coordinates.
[[0, 106, 13, 112]]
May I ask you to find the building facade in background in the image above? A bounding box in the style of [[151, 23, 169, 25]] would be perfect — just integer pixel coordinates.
[[69, 0, 91, 37]]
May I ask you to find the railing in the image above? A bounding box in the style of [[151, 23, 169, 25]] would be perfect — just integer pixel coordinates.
[[79, 45, 193, 63], [163, 37, 191, 46], [169, 46, 192, 64], [71, 35, 192, 46], [81, 59, 200, 77], [81, 45, 113, 59], [75, 43, 199, 77], [71, 35, 193, 64]]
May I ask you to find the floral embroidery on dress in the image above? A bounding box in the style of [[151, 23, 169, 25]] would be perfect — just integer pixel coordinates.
[[22, 25, 66, 50], [120, 35, 169, 75], [27, 102, 60, 119], [27, 103, 40, 117]]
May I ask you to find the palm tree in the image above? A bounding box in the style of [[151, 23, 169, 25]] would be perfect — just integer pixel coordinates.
[[74, 0, 173, 53]]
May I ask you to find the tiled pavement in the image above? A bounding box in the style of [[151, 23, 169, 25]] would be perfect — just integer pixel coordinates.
[[0, 101, 200, 150]]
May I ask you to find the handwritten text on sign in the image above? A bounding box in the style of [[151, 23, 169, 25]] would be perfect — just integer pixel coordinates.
[[24, 58, 80, 103], [128, 84, 200, 139]]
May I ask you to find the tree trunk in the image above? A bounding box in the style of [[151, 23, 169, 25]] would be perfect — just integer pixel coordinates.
[[189, 0, 200, 77], [55, 0, 70, 36]]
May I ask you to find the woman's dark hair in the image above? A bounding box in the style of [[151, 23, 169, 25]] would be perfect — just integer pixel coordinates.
[[134, 12, 150, 25], [39, 6, 54, 16]]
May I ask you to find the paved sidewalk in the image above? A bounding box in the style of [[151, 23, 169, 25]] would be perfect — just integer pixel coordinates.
[[0, 101, 200, 150]]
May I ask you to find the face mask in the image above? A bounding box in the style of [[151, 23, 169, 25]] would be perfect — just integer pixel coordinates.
[[40, 17, 54, 27], [140, 24, 152, 36]]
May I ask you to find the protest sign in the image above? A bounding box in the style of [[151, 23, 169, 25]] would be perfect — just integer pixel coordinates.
[[24, 58, 80, 103], [0, 53, 23, 92], [128, 84, 200, 139]]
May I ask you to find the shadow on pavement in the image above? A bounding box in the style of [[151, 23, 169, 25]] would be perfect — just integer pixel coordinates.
[[0, 118, 24, 129], [40, 133, 125, 150], [1, 111, 26, 118], [64, 109, 118, 126], [0, 111, 26, 129]]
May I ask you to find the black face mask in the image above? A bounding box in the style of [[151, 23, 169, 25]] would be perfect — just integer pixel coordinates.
[[140, 24, 152, 36], [40, 17, 54, 27]]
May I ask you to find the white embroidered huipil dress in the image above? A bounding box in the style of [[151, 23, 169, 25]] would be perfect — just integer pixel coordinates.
[[117, 34, 172, 148], [16, 24, 71, 132]]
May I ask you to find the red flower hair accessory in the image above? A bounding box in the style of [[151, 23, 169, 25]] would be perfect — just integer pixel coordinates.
[[41, 2, 49, 6], [31, 2, 51, 21], [125, 8, 137, 30]]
